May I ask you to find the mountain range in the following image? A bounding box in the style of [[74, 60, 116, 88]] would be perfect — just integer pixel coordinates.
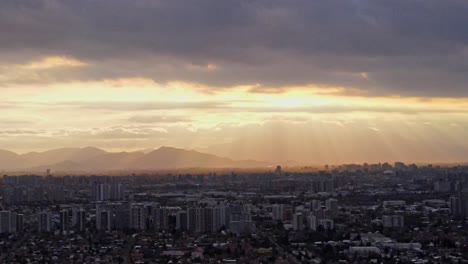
[[0, 147, 268, 172]]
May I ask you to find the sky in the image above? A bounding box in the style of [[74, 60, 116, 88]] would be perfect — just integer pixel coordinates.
[[1, 0, 468, 164]]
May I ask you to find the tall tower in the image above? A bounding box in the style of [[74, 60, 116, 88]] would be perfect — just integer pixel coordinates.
[[275, 165, 283, 176]]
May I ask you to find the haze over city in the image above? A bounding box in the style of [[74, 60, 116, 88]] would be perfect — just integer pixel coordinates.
[[1, 1, 468, 166]]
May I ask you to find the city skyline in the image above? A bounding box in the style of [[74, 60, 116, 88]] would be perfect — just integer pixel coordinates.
[[2, 2, 468, 262]]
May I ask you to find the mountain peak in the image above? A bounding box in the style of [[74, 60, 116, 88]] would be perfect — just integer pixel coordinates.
[[153, 146, 194, 154], [79, 146, 107, 154], [82, 146, 103, 151], [0, 149, 19, 156], [157, 146, 181, 151], [0, 146, 268, 171]]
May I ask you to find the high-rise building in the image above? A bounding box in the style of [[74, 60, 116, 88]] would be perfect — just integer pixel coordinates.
[[154, 207, 169, 231], [213, 206, 227, 232], [187, 207, 197, 233], [228, 204, 253, 235], [195, 207, 206, 233], [177, 204, 253, 235], [450, 196, 463, 218], [326, 198, 339, 219], [130, 204, 147, 231], [9, 212, 16, 234], [205, 207, 214, 233], [142, 203, 157, 231], [314, 207, 329, 220], [48, 186, 65, 202], [38, 211, 53, 233], [93, 183, 110, 201], [310, 180, 336, 193], [434, 180, 451, 192], [309, 215, 318, 231], [16, 214, 24, 233], [3, 176, 18, 185], [110, 183, 125, 201], [450, 190, 468, 219], [0, 211, 12, 233], [293, 212, 304, 231], [74, 209, 86, 232], [60, 209, 71, 234], [115, 203, 131, 230], [4, 187, 28, 205], [176, 210, 188, 231], [271, 204, 284, 221], [0, 211, 10, 234], [96, 205, 112, 231], [28, 187, 45, 202]]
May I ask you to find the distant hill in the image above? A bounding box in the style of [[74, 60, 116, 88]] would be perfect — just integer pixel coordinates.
[[22, 147, 108, 167], [0, 146, 269, 172], [133, 147, 257, 169], [0, 149, 25, 170]]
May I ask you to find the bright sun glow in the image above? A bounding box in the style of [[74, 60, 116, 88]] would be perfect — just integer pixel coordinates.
[[1, 55, 468, 163]]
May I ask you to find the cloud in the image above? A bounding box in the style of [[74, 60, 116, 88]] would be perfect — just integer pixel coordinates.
[[19, 56, 87, 70], [228, 105, 468, 114], [0, 55, 88, 86], [1, 0, 468, 96], [1, 97, 467, 115], [0, 119, 35, 126], [50, 126, 170, 140], [53, 101, 230, 111], [127, 115, 190, 124], [0, 129, 43, 135]]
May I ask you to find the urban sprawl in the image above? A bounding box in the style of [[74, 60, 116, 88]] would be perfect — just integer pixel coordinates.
[[0, 163, 468, 263]]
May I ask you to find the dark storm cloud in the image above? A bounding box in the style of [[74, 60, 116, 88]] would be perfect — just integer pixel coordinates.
[[1, 0, 468, 96]]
